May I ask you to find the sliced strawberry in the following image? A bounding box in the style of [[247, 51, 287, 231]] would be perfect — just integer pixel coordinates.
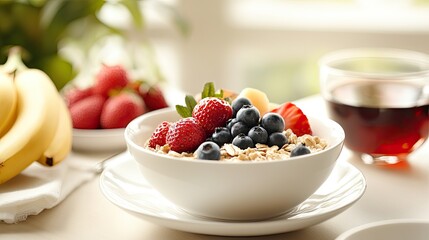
[[148, 121, 171, 148], [270, 102, 312, 136]]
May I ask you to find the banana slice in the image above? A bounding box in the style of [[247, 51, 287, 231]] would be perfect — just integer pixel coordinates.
[[237, 88, 270, 116]]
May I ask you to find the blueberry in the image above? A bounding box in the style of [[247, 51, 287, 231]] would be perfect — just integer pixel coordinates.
[[212, 127, 232, 146], [236, 105, 260, 127], [261, 113, 285, 134], [232, 97, 252, 117], [290, 144, 311, 157], [196, 141, 221, 160], [226, 118, 238, 130], [232, 133, 254, 149], [248, 126, 268, 144], [231, 121, 250, 138], [268, 132, 287, 148]]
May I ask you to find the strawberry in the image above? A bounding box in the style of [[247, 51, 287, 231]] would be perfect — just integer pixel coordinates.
[[140, 85, 169, 111], [93, 64, 129, 97], [70, 95, 106, 129], [64, 86, 93, 108], [166, 117, 206, 153], [192, 97, 233, 135], [271, 102, 312, 136], [148, 121, 171, 148], [100, 91, 146, 129]]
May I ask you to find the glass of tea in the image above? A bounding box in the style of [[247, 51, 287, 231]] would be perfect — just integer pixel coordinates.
[[319, 48, 429, 164]]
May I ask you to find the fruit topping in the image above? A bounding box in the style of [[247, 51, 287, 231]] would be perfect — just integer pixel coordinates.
[[236, 105, 260, 127], [290, 144, 311, 157], [231, 97, 252, 117], [148, 121, 171, 148], [248, 126, 268, 144], [260, 113, 285, 134], [271, 102, 313, 136], [146, 82, 320, 158], [230, 121, 250, 138], [192, 97, 233, 135], [268, 132, 288, 148], [211, 127, 232, 147], [232, 133, 255, 150], [166, 117, 206, 153], [100, 91, 146, 129], [196, 141, 221, 160], [237, 88, 270, 116]]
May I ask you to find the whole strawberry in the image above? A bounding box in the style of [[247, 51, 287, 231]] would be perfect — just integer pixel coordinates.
[[70, 95, 106, 129], [64, 86, 93, 108], [140, 85, 169, 111], [192, 97, 233, 135], [166, 117, 206, 153], [100, 91, 146, 129], [93, 64, 129, 97], [148, 121, 171, 148]]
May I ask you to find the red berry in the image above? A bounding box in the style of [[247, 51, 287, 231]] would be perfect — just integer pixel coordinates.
[[166, 117, 206, 153], [270, 102, 313, 136], [93, 65, 129, 97], [64, 86, 93, 108], [140, 85, 169, 111], [192, 97, 233, 135], [70, 95, 106, 129], [100, 91, 146, 129], [148, 121, 171, 148]]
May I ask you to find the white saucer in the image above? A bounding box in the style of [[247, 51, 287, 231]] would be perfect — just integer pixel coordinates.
[[99, 153, 366, 236]]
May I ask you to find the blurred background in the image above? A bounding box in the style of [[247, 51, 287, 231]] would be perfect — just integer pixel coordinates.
[[2, 0, 429, 103]]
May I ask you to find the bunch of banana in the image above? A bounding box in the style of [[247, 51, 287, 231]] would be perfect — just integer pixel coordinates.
[[0, 47, 72, 184]]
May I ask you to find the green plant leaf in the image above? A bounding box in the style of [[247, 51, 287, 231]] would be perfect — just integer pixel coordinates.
[[119, 0, 144, 29], [185, 95, 197, 111], [202, 82, 215, 99], [176, 105, 191, 118]]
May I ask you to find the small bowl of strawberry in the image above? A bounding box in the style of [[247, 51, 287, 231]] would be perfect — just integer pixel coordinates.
[[65, 64, 170, 152], [124, 83, 345, 221]]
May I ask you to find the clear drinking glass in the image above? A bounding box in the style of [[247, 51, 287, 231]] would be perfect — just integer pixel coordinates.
[[319, 48, 429, 164]]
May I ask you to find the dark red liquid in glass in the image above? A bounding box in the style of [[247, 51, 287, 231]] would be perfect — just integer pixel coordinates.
[[326, 82, 429, 155]]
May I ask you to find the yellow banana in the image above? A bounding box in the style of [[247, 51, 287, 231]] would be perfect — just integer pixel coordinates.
[[0, 65, 60, 184], [0, 72, 17, 137], [37, 96, 72, 167]]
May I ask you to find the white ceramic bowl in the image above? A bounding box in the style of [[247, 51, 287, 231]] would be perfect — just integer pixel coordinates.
[[336, 219, 429, 240], [125, 108, 345, 221], [73, 128, 126, 152]]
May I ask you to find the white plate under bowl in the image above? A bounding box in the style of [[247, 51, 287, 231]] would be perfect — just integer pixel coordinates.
[[99, 153, 366, 236], [72, 128, 126, 152], [336, 219, 429, 240]]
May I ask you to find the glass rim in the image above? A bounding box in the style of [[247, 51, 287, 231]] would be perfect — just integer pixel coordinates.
[[319, 48, 429, 79]]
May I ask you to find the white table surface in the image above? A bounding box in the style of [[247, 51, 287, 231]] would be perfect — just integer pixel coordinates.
[[2, 94, 429, 240]]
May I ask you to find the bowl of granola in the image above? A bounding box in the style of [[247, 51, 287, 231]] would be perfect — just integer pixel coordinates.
[[125, 108, 344, 220], [124, 84, 345, 221]]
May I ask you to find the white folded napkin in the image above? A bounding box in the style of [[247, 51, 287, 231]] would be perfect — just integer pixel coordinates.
[[0, 155, 96, 224]]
